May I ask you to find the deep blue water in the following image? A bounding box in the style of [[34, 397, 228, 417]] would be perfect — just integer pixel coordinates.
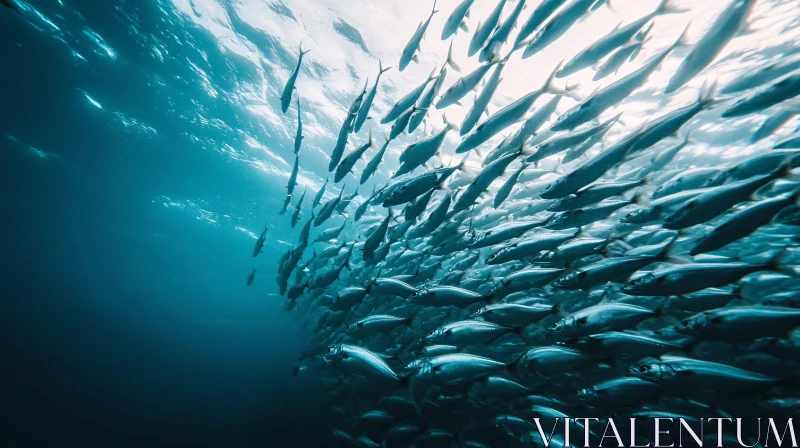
[[1, 1, 325, 445]]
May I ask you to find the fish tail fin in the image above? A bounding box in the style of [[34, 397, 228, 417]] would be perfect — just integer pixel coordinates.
[[767, 249, 798, 277], [654, 298, 681, 326], [552, 298, 567, 317], [431, 0, 438, 14], [442, 112, 460, 132], [698, 80, 724, 108], [680, 127, 695, 147], [456, 153, 471, 171], [379, 58, 392, 75], [446, 39, 462, 73], [673, 22, 692, 49], [505, 352, 526, 374], [636, 22, 655, 43], [631, 190, 649, 207], [656, 0, 689, 16], [543, 60, 568, 94], [655, 232, 680, 262]]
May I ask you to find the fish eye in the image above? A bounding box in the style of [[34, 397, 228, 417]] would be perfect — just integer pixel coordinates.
[[578, 272, 588, 278], [550, 323, 559, 329], [432, 366, 441, 373], [638, 365, 649, 372], [682, 320, 690, 327]]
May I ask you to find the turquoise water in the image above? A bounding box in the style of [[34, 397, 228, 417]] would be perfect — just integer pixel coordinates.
[[1, 0, 323, 445], [3, 0, 800, 446]]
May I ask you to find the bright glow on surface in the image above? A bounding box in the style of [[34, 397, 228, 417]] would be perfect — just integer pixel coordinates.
[[166, 0, 799, 195]]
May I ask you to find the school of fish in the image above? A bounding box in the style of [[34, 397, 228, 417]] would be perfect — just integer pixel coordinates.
[[251, 0, 800, 446]]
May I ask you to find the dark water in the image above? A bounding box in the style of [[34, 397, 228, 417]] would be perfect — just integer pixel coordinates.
[[1, 1, 324, 445]]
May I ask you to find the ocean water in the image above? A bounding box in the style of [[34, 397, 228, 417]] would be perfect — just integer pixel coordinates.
[[2, 0, 799, 447]]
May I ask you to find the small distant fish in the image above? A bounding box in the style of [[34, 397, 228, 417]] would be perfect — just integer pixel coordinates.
[[246, 268, 256, 286], [399, 1, 439, 71], [253, 224, 267, 257], [281, 44, 310, 114]]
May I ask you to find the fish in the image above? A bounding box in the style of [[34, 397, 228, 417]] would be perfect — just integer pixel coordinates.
[[689, 191, 800, 254], [530, 113, 622, 165], [329, 82, 368, 171], [312, 178, 328, 209], [754, 106, 800, 143], [629, 355, 780, 392], [361, 136, 392, 185], [265, 4, 800, 445], [487, 230, 577, 265], [390, 105, 421, 140], [335, 131, 374, 183], [551, 236, 678, 290], [522, 0, 600, 59], [396, 123, 455, 176], [722, 71, 800, 118], [489, 98, 565, 168], [622, 252, 793, 296], [548, 178, 644, 212], [674, 306, 800, 342], [547, 303, 659, 337], [287, 154, 300, 196], [592, 23, 654, 82], [313, 219, 346, 244], [461, 63, 506, 136], [664, 166, 792, 229], [253, 224, 267, 257], [557, 0, 684, 78], [409, 64, 449, 133], [479, 0, 527, 63], [514, 0, 568, 49], [246, 267, 256, 286], [354, 60, 392, 133], [472, 302, 558, 326], [281, 44, 310, 114], [279, 194, 293, 215], [294, 96, 304, 154], [456, 63, 565, 154], [382, 68, 437, 124], [577, 377, 663, 407], [324, 344, 403, 383], [665, 0, 758, 94], [487, 267, 565, 298], [493, 162, 529, 208], [442, 0, 476, 40], [291, 188, 307, 228], [363, 209, 393, 260], [468, 0, 507, 58], [551, 26, 689, 132], [722, 52, 800, 95], [452, 150, 525, 214], [399, 1, 439, 71], [436, 59, 500, 110], [314, 186, 345, 227]]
